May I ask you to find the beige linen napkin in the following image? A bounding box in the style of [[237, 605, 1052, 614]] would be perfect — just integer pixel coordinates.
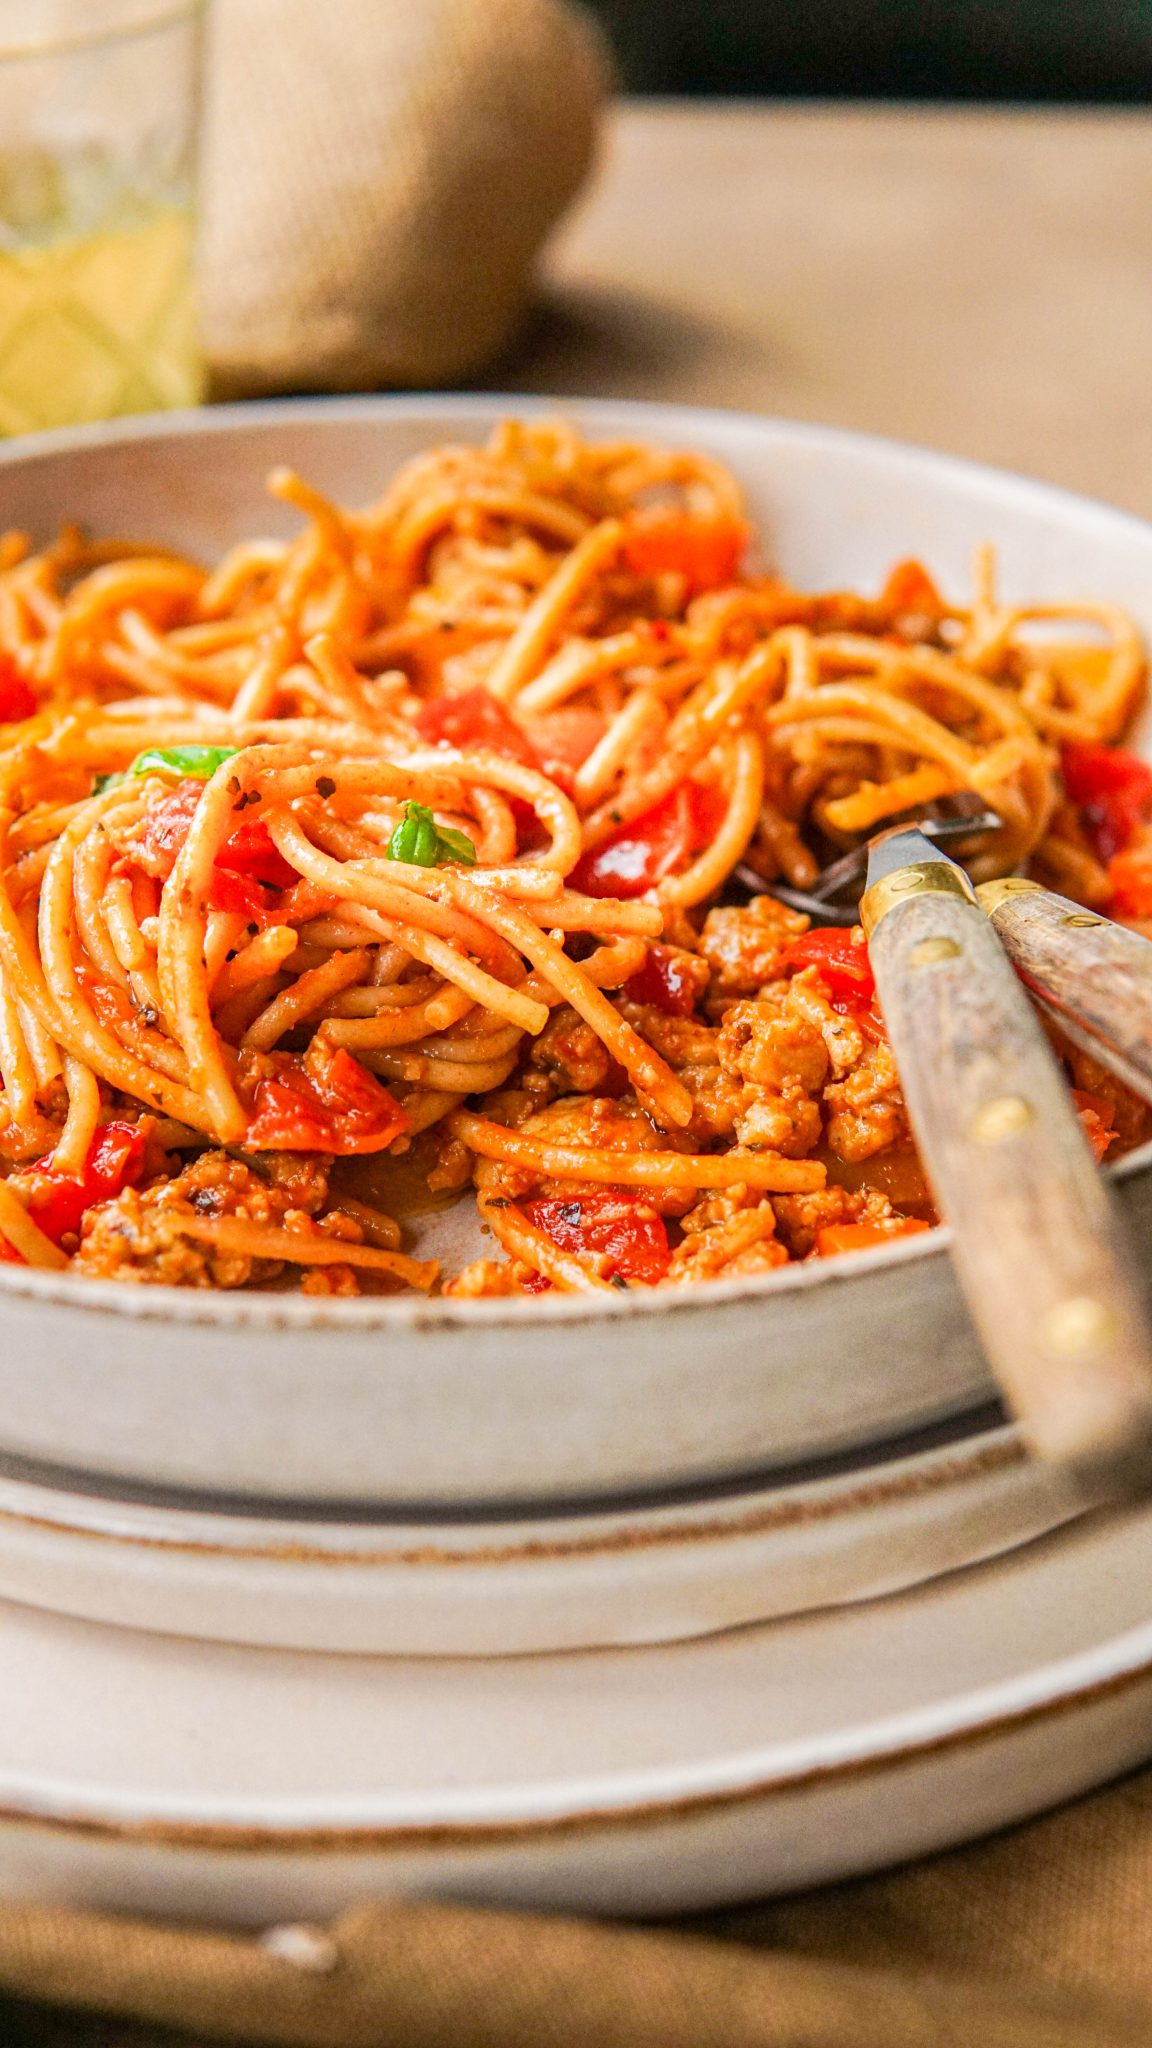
[[7, 1764, 1152, 2046], [197, 0, 610, 396]]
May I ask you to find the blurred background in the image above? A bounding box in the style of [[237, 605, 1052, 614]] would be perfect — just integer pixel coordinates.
[[4, 0, 1152, 515], [585, 0, 1152, 99]]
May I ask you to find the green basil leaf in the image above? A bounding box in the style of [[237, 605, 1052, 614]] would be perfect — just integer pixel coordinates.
[[129, 744, 240, 782], [434, 823, 480, 864], [386, 801, 477, 869]]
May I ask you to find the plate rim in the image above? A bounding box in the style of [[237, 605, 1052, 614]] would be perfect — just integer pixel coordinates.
[[1, 1570, 1151, 1848], [0, 1421, 1032, 1564]]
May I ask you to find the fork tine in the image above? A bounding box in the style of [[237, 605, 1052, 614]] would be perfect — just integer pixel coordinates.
[[732, 870, 861, 923], [731, 799, 1002, 925]]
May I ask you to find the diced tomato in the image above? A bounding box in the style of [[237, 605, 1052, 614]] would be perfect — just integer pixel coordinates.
[[130, 783, 201, 876], [816, 1218, 931, 1258], [208, 812, 296, 917], [524, 1190, 671, 1286], [1061, 741, 1152, 864], [414, 687, 554, 831], [244, 1046, 410, 1155], [879, 558, 944, 618], [1070, 1087, 1117, 1163], [217, 813, 296, 890], [623, 942, 703, 1017], [0, 1234, 25, 1265], [785, 926, 876, 1010], [570, 781, 726, 899], [416, 690, 605, 808], [622, 510, 749, 596], [26, 1120, 149, 1246], [521, 1269, 553, 1294], [202, 867, 266, 918], [414, 686, 539, 768], [0, 653, 36, 723], [129, 781, 296, 917], [519, 707, 606, 784], [1107, 842, 1152, 919]]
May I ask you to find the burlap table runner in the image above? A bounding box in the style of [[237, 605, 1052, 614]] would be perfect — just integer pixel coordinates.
[[196, 0, 610, 396], [5, 1762, 1152, 2046]]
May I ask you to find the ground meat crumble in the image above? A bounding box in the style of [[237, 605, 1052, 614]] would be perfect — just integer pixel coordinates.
[[72, 1150, 361, 1289]]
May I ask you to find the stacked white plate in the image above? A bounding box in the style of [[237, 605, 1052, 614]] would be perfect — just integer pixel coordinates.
[[3, 1412, 1152, 1923], [1, 397, 1151, 1923]]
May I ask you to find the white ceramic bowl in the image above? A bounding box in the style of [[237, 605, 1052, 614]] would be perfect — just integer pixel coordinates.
[[1, 395, 1150, 1507]]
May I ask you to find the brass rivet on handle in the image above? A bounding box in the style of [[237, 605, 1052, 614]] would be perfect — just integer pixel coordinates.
[[1060, 913, 1105, 929], [909, 936, 961, 967], [1041, 1295, 1120, 1356], [968, 1094, 1034, 1143], [975, 876, 1041, 915]]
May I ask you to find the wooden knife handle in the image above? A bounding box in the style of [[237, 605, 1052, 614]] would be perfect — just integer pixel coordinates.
[[978, 877, 1152, 1104], [862, 871, 1152, 1476]]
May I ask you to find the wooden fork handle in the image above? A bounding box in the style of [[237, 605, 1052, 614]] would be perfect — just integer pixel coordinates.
[[978, 877, 1152, 1105], [862, 869, 1152, 1478]]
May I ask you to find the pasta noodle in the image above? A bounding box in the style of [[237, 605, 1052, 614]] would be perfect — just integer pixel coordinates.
[[0, 417, 1146, 1298]]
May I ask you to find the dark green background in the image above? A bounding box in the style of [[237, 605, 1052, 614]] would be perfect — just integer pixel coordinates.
[[586, 1, 1152, 97]]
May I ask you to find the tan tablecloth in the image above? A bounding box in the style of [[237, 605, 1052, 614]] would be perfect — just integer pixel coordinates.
[[500, 102, 1152, 520], [12, 102, 1152, 2047], [6, 1766, 1152, 2044]]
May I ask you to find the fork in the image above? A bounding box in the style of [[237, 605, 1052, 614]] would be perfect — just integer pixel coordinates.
[[734, 794, 1001, 926], [861, 826, 1152, 1481], [737, 796, 1152, 1111]]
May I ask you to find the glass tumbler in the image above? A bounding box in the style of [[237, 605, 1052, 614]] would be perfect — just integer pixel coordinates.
[[0, 0, 204, 435]]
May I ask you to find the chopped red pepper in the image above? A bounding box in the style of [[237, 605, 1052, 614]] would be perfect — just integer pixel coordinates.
[[0, 653, 36, 724], [217, 812, 297, 888], [1061, 741, 1152, 864], [414, 686, 539, 768], [785, 926, 876, 1010], [622, 510, 749, 596], [519, 707, 605, 785], [26, 1120, 149, 1246], [244, 1045, 410, 1155], [623, 942, 703, 1017], [816, 1218, 931, 1258], [203, 867, 272, 919], [1107, 843, 1152, 919], [524, 1189, 671, 1286], [416, 691, 607, 807], [1070, 1087, 1117, 1162], [414, 687, 555, 833], [128, 781, 296, 918], [207, 811, 296, 917], [878, 558, 944, 619], [571, 781, 726, 899]]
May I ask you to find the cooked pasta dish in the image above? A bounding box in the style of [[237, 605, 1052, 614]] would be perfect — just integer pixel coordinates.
[[0, 418, 1148, 1297]]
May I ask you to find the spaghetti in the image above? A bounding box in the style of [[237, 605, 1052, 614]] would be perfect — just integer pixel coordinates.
[[0, 417, 1147, 1297]]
